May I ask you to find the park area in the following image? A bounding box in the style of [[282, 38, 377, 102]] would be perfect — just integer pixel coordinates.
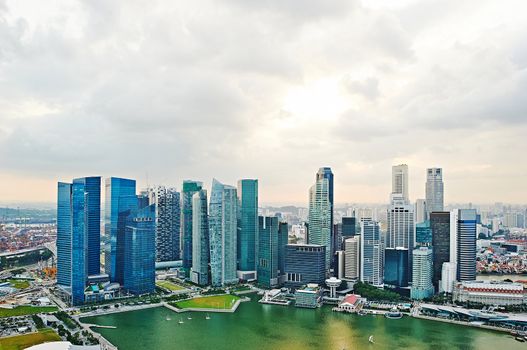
[[156, 280, 186, 292], [173, 294, 240, 310], [7, 280, 30, 290], [0, 306, 58, 318], [0, 329, 60, 350]]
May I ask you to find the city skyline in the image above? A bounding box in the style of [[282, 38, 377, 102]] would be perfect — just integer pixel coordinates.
[[1, 0, 527, 204]]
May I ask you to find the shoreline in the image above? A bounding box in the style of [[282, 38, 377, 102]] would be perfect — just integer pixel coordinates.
[[411, 314, 515, 334]]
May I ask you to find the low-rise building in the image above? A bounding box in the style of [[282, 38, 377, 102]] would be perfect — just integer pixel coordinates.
[[338, 294, 364, 313], [294, 284, 321, 308], [452, 280, 526, 306]]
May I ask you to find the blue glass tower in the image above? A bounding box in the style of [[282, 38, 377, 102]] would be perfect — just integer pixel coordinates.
[[237, 179, 258, 273], [191, 189, 210, 286], [181, 181, 203, 270], [57, 177, 101, 306], [209, 179, 238, 286], [278, 221, 288, 281], [72, 176, 101, 276], [257, 216, 278, 288], [104, 177, 137, 284], [384, 247, 409, 288], [416, 221, 432, 245], [57, 182, 72, 287], [123, 204, 156, 295]]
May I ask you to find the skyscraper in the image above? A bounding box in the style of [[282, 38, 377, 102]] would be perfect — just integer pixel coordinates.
[[360, 220, 384, 287], [341, 217, 356, 237], [237, 179, 258, 274], [123, 204, 156, 295], [308, 168, 333, 270], [57, 182, 72, 287], [430, 211, 451, 290], [426, 168, 444, 215], [415, 221, 432, 245], [149, 186, 181, 262], [415, 199, 427, 223], [344, 236, 360, 280], [384, 247, 409, 288], [181, 180, 203, 270], [57, 176, 101, 306], [104, 177, 137, 285], [277, 221, 288, 284], [72, 176, 101, 276], [257, 216, 279, 288], [457, 209, 477, 282], [386, 196, 414, 284], [392, 164, 409, 203], [191, 189, 210, 286], [411, 246, 434, 300], [209, 179, 238, 286], [284, 244, 326, 290]]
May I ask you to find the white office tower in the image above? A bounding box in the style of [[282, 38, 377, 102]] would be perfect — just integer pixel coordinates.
[[336, 251, 345, 279], [392, 164, 409, 204], [425, 168, 444, 215], [387, 197, 415, 250], [410, 247, 434, 300], [440, 262, 457, 293], [492, 218, 501, 233], [360, 220, 384, 287], [344, 236, 360, 280], [415, 199, 427, 224]]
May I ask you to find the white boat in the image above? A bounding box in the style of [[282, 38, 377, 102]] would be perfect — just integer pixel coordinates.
[[368, 335, 374, 344], [205, 314, 211, 320], [166, 316, 171, 321], [178, 318, 184, 324], [187, 316, 192, 320]]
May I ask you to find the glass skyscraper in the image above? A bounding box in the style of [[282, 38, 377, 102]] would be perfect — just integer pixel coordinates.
[[209, 179, 238, 286], [191, 189, 210, 286], [123, 204, 156, 295], [57, 176, 101, 306], [278, 221, 288, 282], [72, 176, 101, 276], [411, 246, 434, 300], [149, 186, 181, 262], [257, 216, 278, 288], [360, 219, 384, 287], [416, 220, 432, 245], [457, 209, 477, 281], [181, 180, 203, 270], [104, 177, 137, 284], [308, 168, 333, 271], [425, 168, 444, 215], [237, 179, 258, 273], [430, 211, 451, 290], [384, 247, 409, 288]]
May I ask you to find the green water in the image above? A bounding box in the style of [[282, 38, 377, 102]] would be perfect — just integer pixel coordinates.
[[82, 296, 523, 350]]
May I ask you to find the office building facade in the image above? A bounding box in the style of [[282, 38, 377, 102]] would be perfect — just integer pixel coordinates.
[[308, 168, 333, 270], [426, 168, 444, 215], [257, 216, 279, 288], [360, 220, 384, 287], [457, 209, 477, 282], [431, 211, 451, 290], [411, 246, 434, 300], [284, 244, 326, 290], [181, 180, 203, 270], [150, 186, 181, 262], [237, 179, 259, 273]]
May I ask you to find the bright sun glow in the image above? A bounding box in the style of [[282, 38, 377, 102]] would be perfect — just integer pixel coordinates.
[[282, 78, 350, 121]]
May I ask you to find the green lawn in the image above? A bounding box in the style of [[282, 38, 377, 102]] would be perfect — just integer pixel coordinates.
[[8, 280, 30, 290], [156, 280, 185, 291], [0, 329, 60, 350], [174, 294, 240, 310], [0, 306, 58, 318]]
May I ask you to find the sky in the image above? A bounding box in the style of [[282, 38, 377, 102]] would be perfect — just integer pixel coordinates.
[[0, 0, 526, 206]]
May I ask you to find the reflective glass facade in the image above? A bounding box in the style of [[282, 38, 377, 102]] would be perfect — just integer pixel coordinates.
[[416, 220, 432, 245], [284, 244, 326, 290], [191, 189, 210, 286], [257, 216, 278, 288], [104, 177, 137, 284], [182, 181, 203, 269], [457, 209, 477, 281], [431, 211, 450, 290], [237, 179, 258, 272], [57, 182, 72, 287], [384, 247, 409, 288], [123, 204, 156, 295]]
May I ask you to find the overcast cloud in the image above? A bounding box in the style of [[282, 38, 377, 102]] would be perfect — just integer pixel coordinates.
[[0, 0, 526, 205]]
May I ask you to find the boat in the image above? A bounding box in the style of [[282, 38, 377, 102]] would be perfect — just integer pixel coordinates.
[[187, 316, 192, 320], [368, 335, 374, 343], [166, 316, 171, 321], [205, 314, 211, 320], [178, 318, 184, 324], [515, 336, 525, 342], [384, 307, 403, 319], [358, 310, 367, 316]]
